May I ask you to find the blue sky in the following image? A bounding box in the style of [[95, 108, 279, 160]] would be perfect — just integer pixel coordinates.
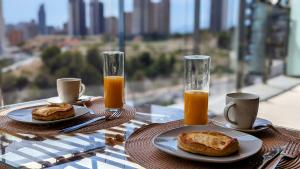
[[3, 0, 238, 33]]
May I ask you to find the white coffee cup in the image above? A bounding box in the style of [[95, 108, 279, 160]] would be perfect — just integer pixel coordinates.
[[57, 78, 86, 103], [224, 93, 259, 129]]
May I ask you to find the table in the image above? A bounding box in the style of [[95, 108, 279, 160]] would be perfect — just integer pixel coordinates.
[[0, 98, 183, 168], [0, 97, 299, 169]]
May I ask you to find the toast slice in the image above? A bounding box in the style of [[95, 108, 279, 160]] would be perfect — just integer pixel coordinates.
[[177, 131, 239, 156], [32, 103, 75, 121]]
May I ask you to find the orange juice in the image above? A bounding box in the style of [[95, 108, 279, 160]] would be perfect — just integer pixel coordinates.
[[104, 76, 124, 108], [184, 90, 208, 125]]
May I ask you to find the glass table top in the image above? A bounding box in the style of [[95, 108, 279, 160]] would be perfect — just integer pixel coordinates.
[[1, 97, 294, 169], [0, 98, 185, 169]]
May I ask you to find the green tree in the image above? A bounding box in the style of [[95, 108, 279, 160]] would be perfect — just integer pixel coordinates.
[[16, 76, 29, 89], [86, 47, 102, 72], [1, 74, 18, 92], [33, 74, 55, 89], [80, 65, 102, 85], [40, 46, 61, 69], [169, 55, 176, 71], [139, 51, 154, 66], [218, 32, 231, 49], [71, 51, 86, 77], [154, 54, 169, 76]]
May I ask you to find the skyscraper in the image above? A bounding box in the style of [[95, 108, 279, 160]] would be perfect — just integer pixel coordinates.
[[159, 0, 170, 35], [132, 0, 170, 36], [68, 0, 87, 36], [210, 0, 229, 32], [149, 0, 170, 35], [105, 16, 118, 36], [38, 4, 47, 35], [0, 0, 5, 55], [90, 0, 104, 35], [125, 12, 133, 37], [132, 0, 151, 35]]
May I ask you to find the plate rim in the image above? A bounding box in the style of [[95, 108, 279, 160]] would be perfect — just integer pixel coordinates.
[[7, 105, 90, 125], [152, 125, 262, 163], [46, 96, 91, 104]]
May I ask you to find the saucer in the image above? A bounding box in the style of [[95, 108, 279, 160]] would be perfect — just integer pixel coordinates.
[[46, 96, 91, 104], [214, 118, 272, 133]]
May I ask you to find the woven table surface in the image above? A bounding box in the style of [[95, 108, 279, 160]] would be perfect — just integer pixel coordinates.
[[126, 120, 300, 169], [0, 97, 136, 136]]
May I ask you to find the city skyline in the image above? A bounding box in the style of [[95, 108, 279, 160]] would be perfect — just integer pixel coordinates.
[[3, 0, 239, 33]]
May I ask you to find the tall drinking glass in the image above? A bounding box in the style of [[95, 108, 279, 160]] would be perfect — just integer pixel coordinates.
[[103, 51, 125, 111], [184, 55, 210, 125]]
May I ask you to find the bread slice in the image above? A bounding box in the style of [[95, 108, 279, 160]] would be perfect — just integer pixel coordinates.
[[177, 131, 239, 156], [32, 103, 75, 121]]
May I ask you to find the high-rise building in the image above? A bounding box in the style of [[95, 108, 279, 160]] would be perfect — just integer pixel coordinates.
[[68, 0, 87, 36], [90, 0, 104, 35], [38, 4, 47, 35], [132, 0, 170, 36], [210, 0, 229, 32], [125, 12, 133, 37], [63, 22, 68, 34], [79, 0, 86, 35], [159, 0, 170, 35], [0, 0, 5, 54], [105, 16, 118, 36], [132, 0, 151, 35], [150, 0, 170, 35], [149, 3, 159, 34]]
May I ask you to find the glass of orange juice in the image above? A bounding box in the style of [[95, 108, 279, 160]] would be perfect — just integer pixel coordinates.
[[184, 55, 210, 125], [103, 51, 125, 111]]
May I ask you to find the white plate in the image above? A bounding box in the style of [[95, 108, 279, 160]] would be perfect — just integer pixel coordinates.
[[214, 118, 271, 134], [8, 105, 90, 125], [46, 96, 91, 104], [152, 125, 262, 163]]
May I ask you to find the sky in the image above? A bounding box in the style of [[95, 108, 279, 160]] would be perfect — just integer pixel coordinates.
[[3, 0, 238, 33]]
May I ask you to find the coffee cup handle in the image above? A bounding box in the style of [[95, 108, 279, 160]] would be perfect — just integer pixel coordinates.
[[79, 83, 86, 97], [224, 102, 237, 125]]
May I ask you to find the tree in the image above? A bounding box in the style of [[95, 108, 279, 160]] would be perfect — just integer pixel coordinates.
[[16, 76, 29, 89], [50, 51, 85, 77], [86, 47, 102, 73], [69, 51, 85, 77], [80, 65, 102, 85], [40, 46, 61, 67], [33, 74, 55, 89], [1, 74, 18, 92], [169, 55, 176, 71], [154, 54, 169, 76], [218, 32, 231, 49], [139, 52, 154, 67]]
